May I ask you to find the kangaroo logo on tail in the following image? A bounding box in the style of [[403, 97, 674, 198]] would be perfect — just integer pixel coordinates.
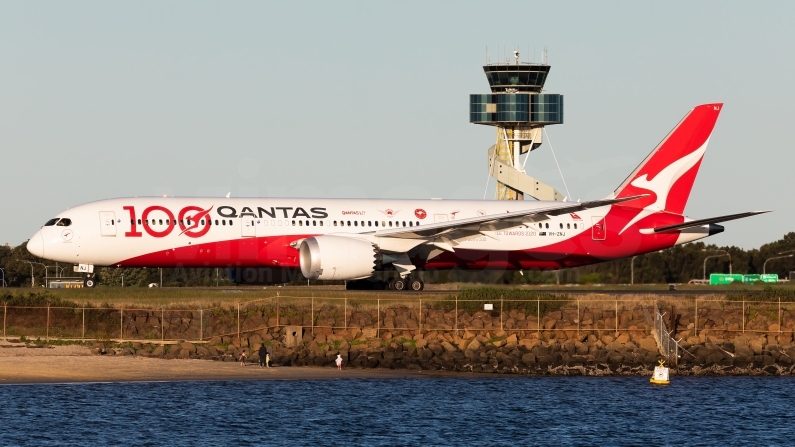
[[619, 139, 708, 234]]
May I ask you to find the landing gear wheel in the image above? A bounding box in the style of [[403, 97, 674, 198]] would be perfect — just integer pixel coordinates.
[[84, 278, 96, 288], [408, 278, 424, 291], [390, 278, 406, 291]]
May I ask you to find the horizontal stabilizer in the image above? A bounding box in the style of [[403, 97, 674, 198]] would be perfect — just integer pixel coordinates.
[[645, 211, 771, 233]]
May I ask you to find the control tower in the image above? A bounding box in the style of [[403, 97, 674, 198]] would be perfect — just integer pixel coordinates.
[[470, 51, 565, 201]]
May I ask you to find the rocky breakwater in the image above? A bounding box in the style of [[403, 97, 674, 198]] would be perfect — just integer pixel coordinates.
[[88, 301, 795, 376], [91, 304, 667, 376]]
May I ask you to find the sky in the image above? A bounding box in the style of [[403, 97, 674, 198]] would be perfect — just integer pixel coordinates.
[[1, 1, 793, 249]]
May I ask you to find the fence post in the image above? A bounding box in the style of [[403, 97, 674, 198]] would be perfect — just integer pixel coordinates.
[[276, 295, 280, 330], [82, 307, 85, 340], [779, 297, 782, 336], [344, 297, 347, 331], [419, 299, 422, 337], [577, 299, 580, 337], [742, 299, 745, 333], [46, 304, 50, 342], [200, 307, 203, 341], [500, 296, 503, 332], [237, 303, 241, 340], [377, 299, 380, 338], [455, 295, 458, 338], [311, 295, 314, 335], [120, 307, 123, 342], [161, 307, 164, 342], [537, 299, 540, 336], [615, 300, 618, 337], [4, 302, 7, 339], [695, 298, 698, 338]]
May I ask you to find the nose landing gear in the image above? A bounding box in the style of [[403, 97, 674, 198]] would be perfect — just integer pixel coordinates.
[[84, 274, 96, 288]]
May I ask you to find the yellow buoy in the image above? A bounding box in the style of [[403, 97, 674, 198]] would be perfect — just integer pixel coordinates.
[[650, 359, 670, 385]]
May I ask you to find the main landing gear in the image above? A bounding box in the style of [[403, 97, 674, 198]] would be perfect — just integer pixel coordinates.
[[84, 275, 97, 288], [345, 276, 425, 291]]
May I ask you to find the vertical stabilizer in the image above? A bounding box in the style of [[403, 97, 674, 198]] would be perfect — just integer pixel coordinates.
[[613, 103, 723, 232]]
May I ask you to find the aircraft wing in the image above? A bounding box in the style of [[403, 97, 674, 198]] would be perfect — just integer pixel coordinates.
[[644, 211, 771, 233], [373, 195, 647, 241]]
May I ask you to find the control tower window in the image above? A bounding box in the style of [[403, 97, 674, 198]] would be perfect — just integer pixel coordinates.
[[44, 218, 59, 226], [56, 218, 72, 227]]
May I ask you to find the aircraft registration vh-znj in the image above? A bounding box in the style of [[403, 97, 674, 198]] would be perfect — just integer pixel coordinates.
[[27, 103, 767, 290]]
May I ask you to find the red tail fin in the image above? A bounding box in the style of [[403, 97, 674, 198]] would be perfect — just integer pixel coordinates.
[[613, 103, 723, 215]]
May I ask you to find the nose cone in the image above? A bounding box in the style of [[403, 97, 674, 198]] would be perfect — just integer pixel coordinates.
[[27, 231, 44, 258]]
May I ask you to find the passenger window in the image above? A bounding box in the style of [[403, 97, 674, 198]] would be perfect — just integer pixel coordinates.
[[545, 223, 549, 229], [319, 221, 323, 226], [368, 221, 372, 227], [138, 219, 142, 225], [402, 221, 406, 227], [567, 223, 570, 229], [229, 220, 233, 226], [375, 221, 378, 227], [381, 221, 385, 227], [222, 220, 226, 226], [44, 218, 59, 226], [347, 221, 351, 226], [409, 221, 413, 227], [334, 221, 338, 226], [299, 221, 303, 226], [354, 221, 358, 227], [389, 221, 393, 227], [292, 220, 296, 226], [559, 223, 563, 229]]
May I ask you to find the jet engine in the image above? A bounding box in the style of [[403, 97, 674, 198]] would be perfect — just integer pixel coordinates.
[[299, 235, 377, 280]]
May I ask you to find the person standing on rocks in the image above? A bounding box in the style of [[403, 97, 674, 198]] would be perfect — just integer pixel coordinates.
[[258, 345, 267, 368], [239, 350, 247, 367], [335, 353, 343, 370]]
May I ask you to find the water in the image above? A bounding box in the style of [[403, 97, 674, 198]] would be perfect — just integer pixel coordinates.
[[1, 377, 794, 446]]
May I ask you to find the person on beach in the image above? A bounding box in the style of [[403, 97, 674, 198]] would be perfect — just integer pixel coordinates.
[[258, 345, 267, 368], [265, 353, 270, 368], [239, 350, 247, 366], [335, 354, 343, 370]]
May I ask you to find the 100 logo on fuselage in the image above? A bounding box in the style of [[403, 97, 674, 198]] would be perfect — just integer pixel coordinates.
[[122, 205, 328, 238]]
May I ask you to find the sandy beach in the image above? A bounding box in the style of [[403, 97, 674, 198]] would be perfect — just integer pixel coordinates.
[[0, 343, 463, 384]]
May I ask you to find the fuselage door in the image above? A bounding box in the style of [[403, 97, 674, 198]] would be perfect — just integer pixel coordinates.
[[100, 211, 117, 237], [591, 216, 606, 241], [242, 218, 256, 237]]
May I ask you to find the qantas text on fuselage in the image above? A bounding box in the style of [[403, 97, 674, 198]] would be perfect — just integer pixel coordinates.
[[26, 104, 769, 290]]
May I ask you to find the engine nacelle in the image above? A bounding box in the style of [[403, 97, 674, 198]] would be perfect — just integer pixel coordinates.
[[299, 236, 377, 280]]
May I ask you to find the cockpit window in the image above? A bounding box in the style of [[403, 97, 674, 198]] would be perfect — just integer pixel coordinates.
[[56, 218, 72, 227], [44, 218, 59, 226]]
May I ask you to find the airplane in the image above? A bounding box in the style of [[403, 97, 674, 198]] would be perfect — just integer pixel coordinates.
[[26, 103, 768, 290]]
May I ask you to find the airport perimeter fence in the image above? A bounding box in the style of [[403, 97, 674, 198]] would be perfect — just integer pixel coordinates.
[[2, 294, 794, 345]]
